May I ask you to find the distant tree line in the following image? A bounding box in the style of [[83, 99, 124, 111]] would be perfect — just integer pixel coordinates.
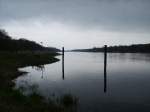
[[72, 44, 150, 53], [0, 29, 60, 52]]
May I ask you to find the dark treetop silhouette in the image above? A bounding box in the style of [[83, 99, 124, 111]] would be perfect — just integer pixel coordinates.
[[0, 29, 60, 52]]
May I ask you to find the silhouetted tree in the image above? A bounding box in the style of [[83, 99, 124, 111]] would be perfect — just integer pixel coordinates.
[[0, 29, 60, 52]]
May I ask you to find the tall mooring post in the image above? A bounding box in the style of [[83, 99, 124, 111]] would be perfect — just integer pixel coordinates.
[[104, 45, 107, 93], [62, 47, 65, 80]]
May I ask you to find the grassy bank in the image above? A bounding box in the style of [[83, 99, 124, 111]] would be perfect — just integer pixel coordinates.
[[0, 52, 77, 112]]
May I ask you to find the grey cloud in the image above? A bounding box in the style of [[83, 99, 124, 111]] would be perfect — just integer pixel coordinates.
[[0, 0, 150, 32]]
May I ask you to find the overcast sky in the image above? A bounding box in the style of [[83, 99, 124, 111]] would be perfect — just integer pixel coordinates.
[[0, 0, 150, 49]]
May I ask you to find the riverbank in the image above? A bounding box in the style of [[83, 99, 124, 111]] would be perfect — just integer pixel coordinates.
[[0, 52, 77, 112], [71, 43, 150, 53]]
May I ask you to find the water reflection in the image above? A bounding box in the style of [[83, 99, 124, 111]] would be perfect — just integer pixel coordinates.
[[32, 65, 45, 79], [15, 53, 150, 112]]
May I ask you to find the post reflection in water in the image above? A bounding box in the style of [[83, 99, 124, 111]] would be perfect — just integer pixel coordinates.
[[62, 47, 65, 80], [104, 45, 107, 93]]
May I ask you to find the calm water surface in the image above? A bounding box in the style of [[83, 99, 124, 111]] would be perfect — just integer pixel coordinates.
[[14, 52, 150, 112]]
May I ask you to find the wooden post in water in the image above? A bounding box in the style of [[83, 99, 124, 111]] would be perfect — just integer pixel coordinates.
[[62, 47, 65, 80], [104, 45, 107, 93]]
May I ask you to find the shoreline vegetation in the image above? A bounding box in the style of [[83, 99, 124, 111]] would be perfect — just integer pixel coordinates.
[[71, 44, 150, 53], [0, 29, 77, 112]]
